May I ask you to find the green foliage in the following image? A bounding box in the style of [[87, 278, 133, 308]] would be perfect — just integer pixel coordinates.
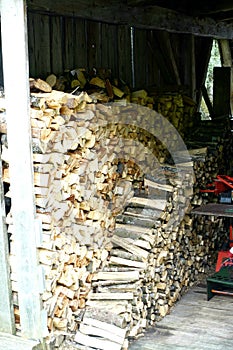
[[201, 40, 221, 119], [206, 40, 221, 102]]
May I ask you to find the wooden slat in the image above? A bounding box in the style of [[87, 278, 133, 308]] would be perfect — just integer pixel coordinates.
[[117, 25, 132, 86], [146, 30, 161, 86], [1, 0, 46, 340], [134, 28, 147, 88], [0, 156, 15, 333], [180, 34, 195, 97], [213, 66, 232, 117], [63, 16, 75, 70], [27, 12, 36, 77], [74, 18, 87, 68], [30, 12, 51, 77], [50, 15, 63, 74], [195, 36, 213, 110], [201, 85, 214, 116], [87, 21, 102, 69], [148, 30, 173, 85], [219, 39, 232, 66], [101, 23, 118, 75]]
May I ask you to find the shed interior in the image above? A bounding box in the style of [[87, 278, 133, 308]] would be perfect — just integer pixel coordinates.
[[1, 1, 233, 349]]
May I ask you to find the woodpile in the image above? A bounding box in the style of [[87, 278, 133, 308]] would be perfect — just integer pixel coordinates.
[[154, 93, 197, 138], [0, 87, 229, 349]]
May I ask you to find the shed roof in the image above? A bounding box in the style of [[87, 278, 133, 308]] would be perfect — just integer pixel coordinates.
[[27, 0, 233, 38]]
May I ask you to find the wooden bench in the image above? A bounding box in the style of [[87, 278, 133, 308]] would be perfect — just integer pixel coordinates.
[[207, 266, 233, 300]]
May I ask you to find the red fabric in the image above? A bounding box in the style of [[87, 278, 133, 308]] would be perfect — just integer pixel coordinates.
[[216, 251, 233, 272]]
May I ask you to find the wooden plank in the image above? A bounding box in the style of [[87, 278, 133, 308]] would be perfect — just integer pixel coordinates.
[[75, 330, 122, 350], [0, 157, 15, 333], [27, 12, 36, 77], [146, 30, 161, 87], [190, 34, 196, 100], [213, 66, 232, 117], [30, 12, 51, 78], [117, 25, 132, 86], [201, 85, 214, 116], [101, 23, 118, 75], [219, 39, 232, 66], [86, 20, 102, 69], [27, 0, 233, 39], [218, 40, 233, 115], [73, 18, 87, 68], [195, 37, 213, 110], [181, 34, 196, 98], [163, 32, 181, 85], [79, 324, 124, 344], [50, 15, 63, 74], [82, 317, 126, 338], [155, 30, 181, 86], [147, 30, 173, 85], [63, 16, 75, 70], [192, 203, 233, 217], [134, 28, 147, 88], [1, 0, 46, 340]]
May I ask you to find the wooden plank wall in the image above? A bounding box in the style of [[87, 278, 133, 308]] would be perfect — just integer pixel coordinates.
[[27, 11, 174, 89], [28, 12, 132, 84], [26, 11, 210, 95]]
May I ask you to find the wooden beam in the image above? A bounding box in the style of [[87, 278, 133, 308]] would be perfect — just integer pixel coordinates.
[[190, 35, 196, 100], [0, 159, 15, 334], [219, 39, 232, 66], [27, 0, 233, 39], [156, 31, 181, 85], [201, 85, 214, 116], [195, 37, 213, 110], [0, 0, 46, 342]]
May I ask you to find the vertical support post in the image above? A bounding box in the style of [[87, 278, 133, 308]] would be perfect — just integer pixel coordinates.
[[0, 0, 45, 341], [213, 67, 232, 117], [0, 157, 15, 334], [190, 34, 196, 101]]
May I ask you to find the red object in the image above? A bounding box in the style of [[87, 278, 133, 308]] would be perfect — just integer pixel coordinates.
[[230, 225, 233, 248], [200, 175, 233, 195], [216, 251, 233, 272]]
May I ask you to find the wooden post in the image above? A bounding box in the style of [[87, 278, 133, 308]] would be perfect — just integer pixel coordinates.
[[0, 159, 15, 334], [190, 34, 196, 101], [213, 67, 232, 118], [218, 40, 233, 115], [219, 39, 232, 67], [0, 0, 46, 342]]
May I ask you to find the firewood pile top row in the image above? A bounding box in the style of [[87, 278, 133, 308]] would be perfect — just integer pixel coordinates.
[[34, 67, 198, 138]]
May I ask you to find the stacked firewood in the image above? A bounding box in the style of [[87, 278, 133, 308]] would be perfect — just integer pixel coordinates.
[[154, 93, 197, 138], [44, 69, 154, 110], [30, 70, 199, 140], [0, 89, 228, 349]]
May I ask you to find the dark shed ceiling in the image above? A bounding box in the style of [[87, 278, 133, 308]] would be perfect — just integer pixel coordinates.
[[127, 0, 233, 22], [26, 0, 233, 38]]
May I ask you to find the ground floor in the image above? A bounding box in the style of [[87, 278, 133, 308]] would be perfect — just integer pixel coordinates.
[[129, 271, 233, 350]]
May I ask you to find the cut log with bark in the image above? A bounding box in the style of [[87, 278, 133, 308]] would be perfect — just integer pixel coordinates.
[[30, 78, 52, 93]]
